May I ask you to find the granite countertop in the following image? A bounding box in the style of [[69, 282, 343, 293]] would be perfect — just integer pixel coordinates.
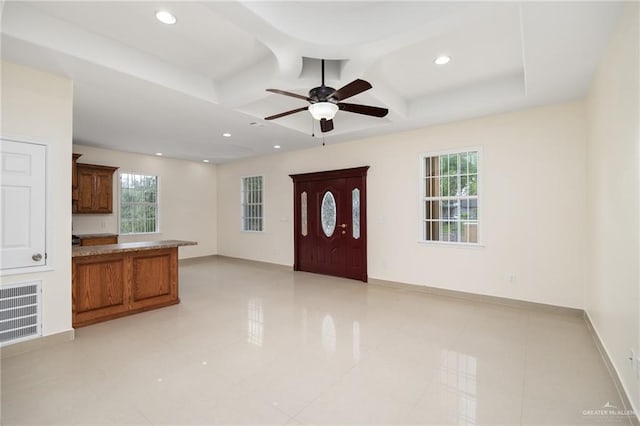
[[72, 240, 197, 257], [74, 233, 119, 238]]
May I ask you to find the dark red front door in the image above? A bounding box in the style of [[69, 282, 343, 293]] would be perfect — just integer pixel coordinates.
[[290, 167, 368, 282]]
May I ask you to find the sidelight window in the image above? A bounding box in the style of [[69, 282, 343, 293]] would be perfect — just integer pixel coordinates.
[[241, 175, 264, 232], [421, 149, 480, 244], [301, 192, 308, 236], [352, 188, 360, 239], [120, 173, 159, 234]]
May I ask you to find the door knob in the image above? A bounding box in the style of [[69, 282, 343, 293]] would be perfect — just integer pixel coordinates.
[[339, 224, 347, 228], [32, 253, 43, 261]]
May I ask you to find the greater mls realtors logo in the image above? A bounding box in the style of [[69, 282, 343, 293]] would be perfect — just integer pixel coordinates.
[[582, 401, 635, 419]]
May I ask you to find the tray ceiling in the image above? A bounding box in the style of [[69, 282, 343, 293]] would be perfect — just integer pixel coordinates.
[[0, 1, 624, 162]]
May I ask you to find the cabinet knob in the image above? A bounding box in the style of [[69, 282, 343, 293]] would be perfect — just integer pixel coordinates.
[[32, 253, 43, 262]]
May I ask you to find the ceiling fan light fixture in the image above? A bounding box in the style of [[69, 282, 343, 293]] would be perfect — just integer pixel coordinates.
[[309, 102, 338, 121]]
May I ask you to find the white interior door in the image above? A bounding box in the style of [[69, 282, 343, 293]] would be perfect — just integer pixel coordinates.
[[0, 139, 46, 270]]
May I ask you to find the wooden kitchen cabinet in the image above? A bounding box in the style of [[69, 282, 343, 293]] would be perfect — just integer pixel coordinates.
[[129, 248, 177, 311], [72, 154, 82, 199], [79, 234, 118, 246], [76, 163, 119, 214], [72, 247, 178, 327], [72, 252, 129, 325], [72, 154, 82, 213]]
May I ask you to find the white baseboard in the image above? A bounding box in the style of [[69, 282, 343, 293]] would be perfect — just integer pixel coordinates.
[[369, 277, 584, 316], [0, 329, 75, 359], [584, 311, 639, 426]]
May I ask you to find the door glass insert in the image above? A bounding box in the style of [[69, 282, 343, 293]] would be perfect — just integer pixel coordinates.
[[352, 188, 360, 239], [321, 191, 337, 237], [301, 191, 308, 236]]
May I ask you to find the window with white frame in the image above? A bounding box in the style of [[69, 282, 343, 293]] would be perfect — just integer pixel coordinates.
[[120, 173, 159, 234], [422, 149, 480, 244], [242, 176, 263, 232]]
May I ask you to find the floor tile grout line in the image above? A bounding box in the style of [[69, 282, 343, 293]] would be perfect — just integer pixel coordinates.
[[519, 311, 531, 426], [286, 356, 363, 421]]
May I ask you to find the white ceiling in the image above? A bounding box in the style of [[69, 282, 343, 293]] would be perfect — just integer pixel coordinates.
[[0, 1, 623, 163]]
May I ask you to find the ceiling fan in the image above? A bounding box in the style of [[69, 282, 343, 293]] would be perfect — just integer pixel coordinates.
[[264, 59, 389, 133]]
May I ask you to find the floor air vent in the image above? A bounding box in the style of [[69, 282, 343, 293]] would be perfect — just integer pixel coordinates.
[[0, 281, 41, 346]]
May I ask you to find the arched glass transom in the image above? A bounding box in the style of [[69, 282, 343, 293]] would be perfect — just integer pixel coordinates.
[[321, 191, 337, 237]]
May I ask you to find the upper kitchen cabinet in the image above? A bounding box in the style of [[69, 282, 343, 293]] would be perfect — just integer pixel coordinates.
[[72, 153, 82, 213], [76, 163, 119, 214]]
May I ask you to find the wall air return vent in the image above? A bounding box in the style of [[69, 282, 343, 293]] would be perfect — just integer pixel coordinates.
[[0, 281, 41, 346]]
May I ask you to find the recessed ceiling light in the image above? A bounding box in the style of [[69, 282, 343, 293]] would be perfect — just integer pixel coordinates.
[[434, 56, 451, 65], [155, 10, 177, 25], [203, 160, 210, 163], [222, 133, 231, 137], [274, 145, 281, 149], [155, 152, 163, 156]]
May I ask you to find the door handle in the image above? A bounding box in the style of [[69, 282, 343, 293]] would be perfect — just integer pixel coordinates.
[[339, 224, 347, 229], [32, 253, 43, 262]]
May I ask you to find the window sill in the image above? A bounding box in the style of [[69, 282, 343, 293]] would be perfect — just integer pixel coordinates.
[[418, 240, 485, 249], [241, 230, 265, 234], [119, 232, 161, 236]]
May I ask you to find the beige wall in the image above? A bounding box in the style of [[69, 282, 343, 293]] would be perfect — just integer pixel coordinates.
[[217, 101, 589, 309], [586, 3, 640, 413], [72, 145, 217, 259], [0, 62, 74, 336]]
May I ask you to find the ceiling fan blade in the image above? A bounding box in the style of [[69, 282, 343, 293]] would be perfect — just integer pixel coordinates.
[[266, 89, 311, 102], [264, 106, 308, 120], [330, 79, 372, 101], [320, 118, 334, 133], [338, 102, 388, 118]]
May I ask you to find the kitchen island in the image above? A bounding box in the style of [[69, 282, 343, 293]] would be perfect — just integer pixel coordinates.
[[72, 240, 196, 327]]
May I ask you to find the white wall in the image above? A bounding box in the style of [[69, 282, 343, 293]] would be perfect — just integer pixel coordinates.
[[72, 145, 217, 259], [0, 61, 74, 337], [217, 101, 588, 309], [585, 3, 640, 413]]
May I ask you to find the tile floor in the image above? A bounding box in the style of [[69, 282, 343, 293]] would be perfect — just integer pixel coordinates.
[[1, 256, 633, 425]]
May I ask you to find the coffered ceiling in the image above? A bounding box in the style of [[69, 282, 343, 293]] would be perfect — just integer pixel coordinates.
[[0, 1, 623, 162]]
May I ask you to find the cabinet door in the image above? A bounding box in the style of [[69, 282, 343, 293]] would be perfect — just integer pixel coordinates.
[[72, 254, 129, 327], [77, 168, 95, 212], [129, 248, 178, 311], [75, 164, 117, 213], [94, 170, 113, 213], [72, 153, 81, 201]]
